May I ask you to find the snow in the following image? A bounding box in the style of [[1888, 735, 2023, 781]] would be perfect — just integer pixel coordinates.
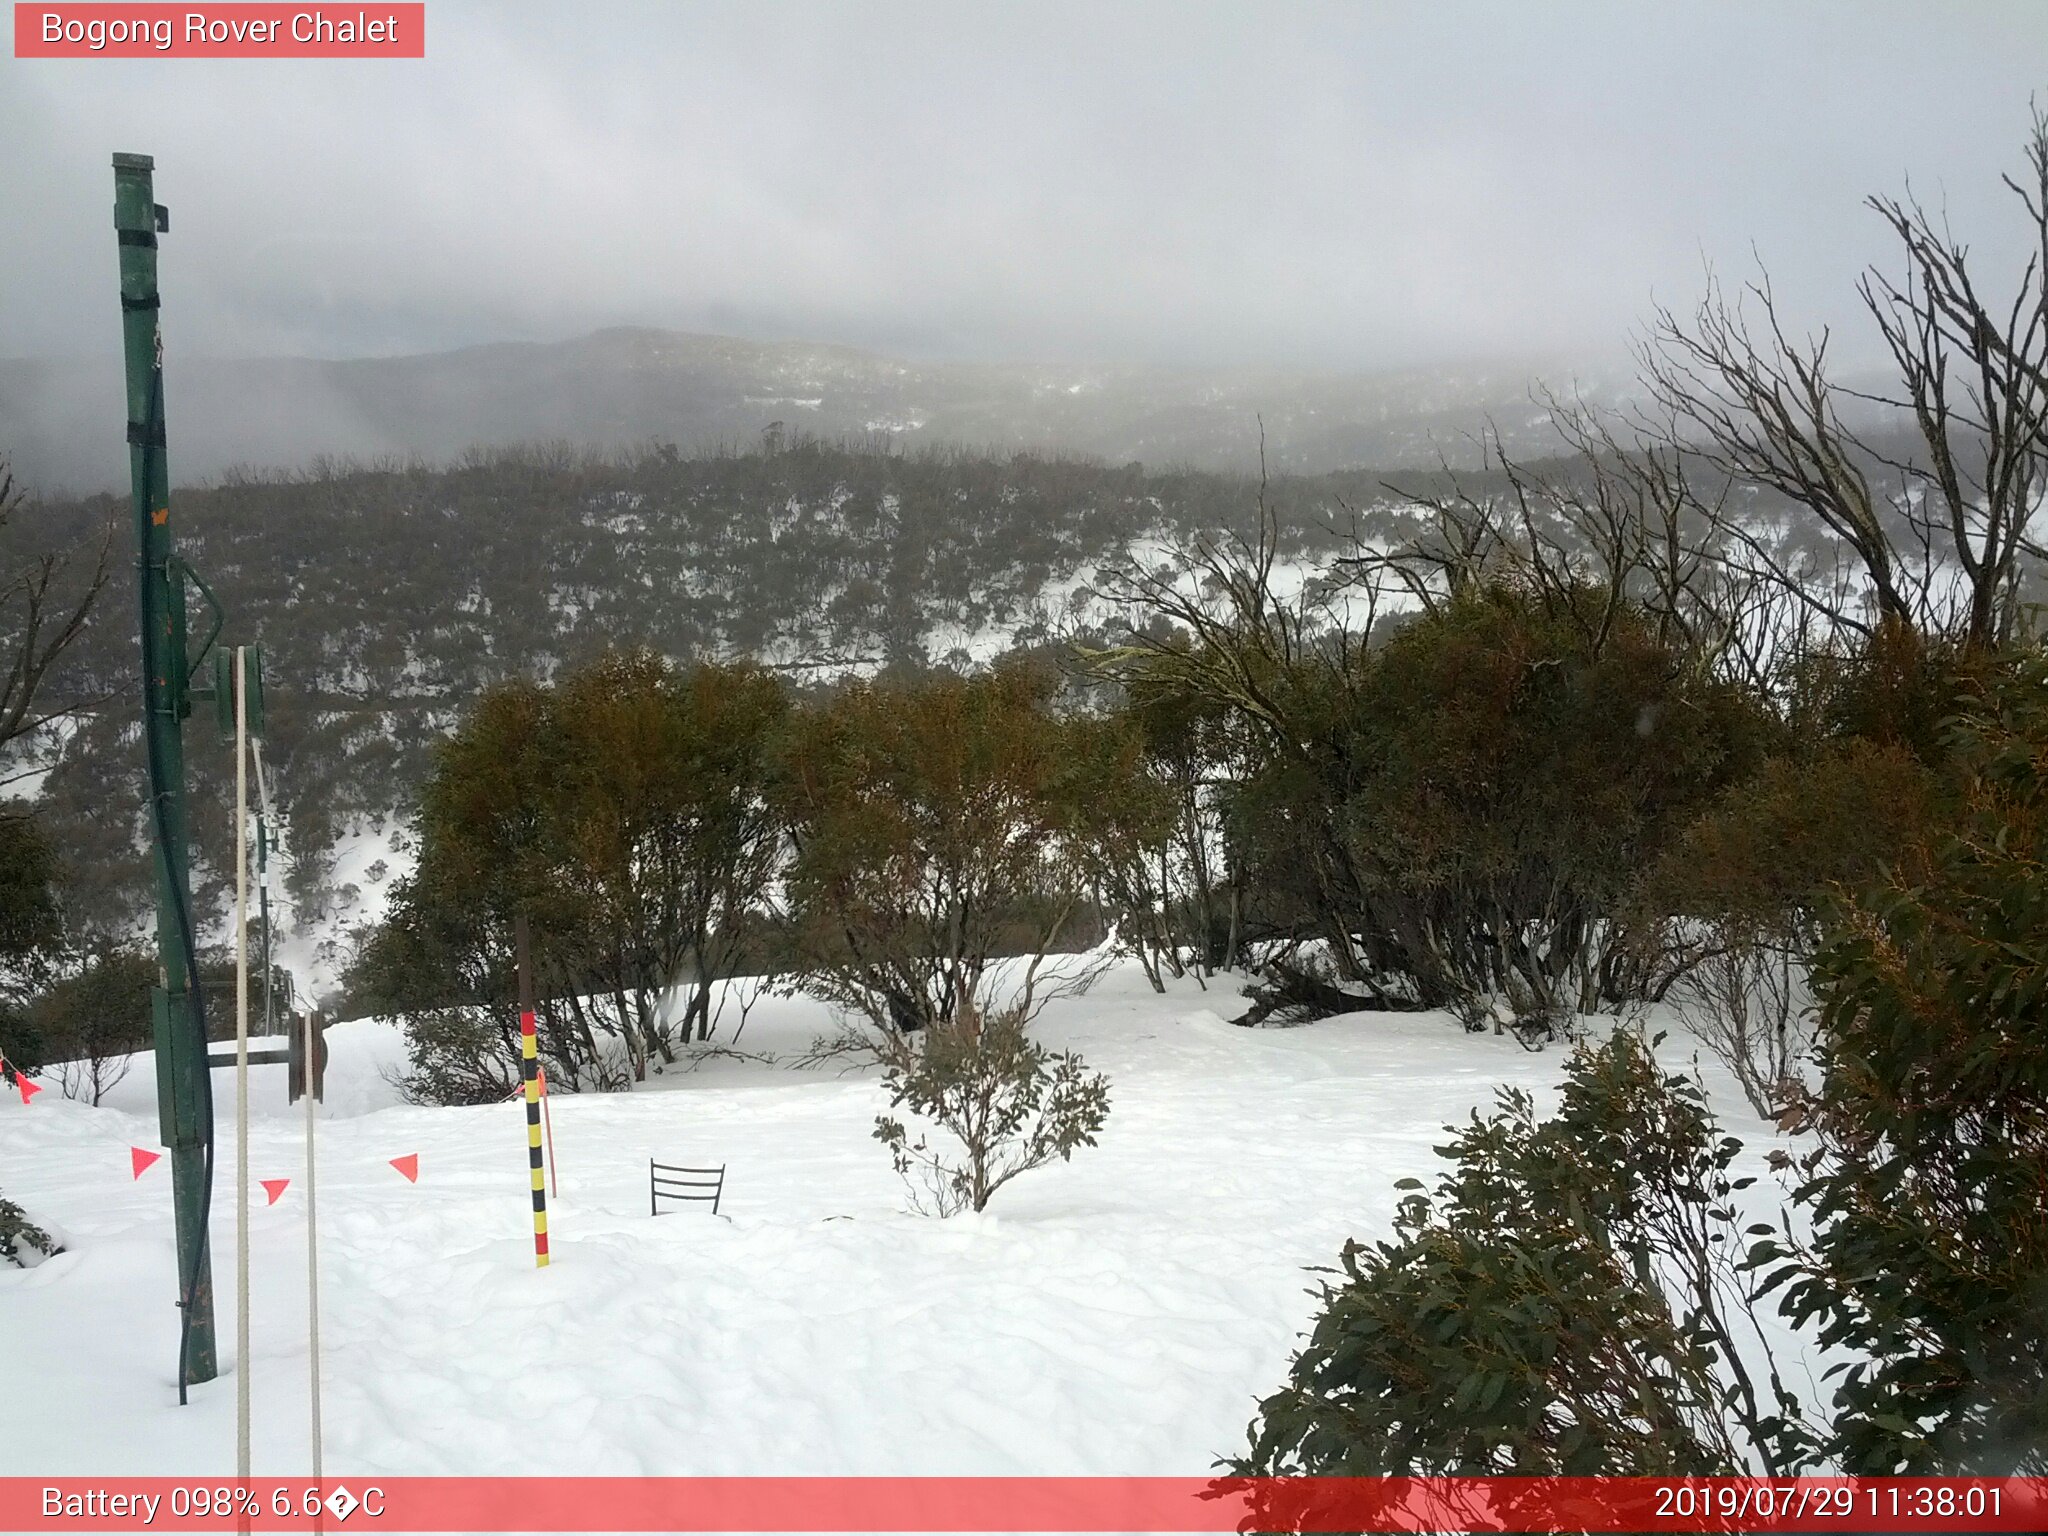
[[271, 817, 411, 999], [0, 963, 1804, 1478]]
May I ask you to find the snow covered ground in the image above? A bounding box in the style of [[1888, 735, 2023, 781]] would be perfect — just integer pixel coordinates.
[[0, 964, 1784, 1479]]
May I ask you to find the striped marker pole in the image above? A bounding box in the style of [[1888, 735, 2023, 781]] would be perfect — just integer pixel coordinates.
[[515, 915, 550, 1269]]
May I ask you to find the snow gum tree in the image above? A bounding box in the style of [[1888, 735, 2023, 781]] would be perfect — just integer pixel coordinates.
[[357, 649, 788, 1099], [774, 665, 1130, 1033]]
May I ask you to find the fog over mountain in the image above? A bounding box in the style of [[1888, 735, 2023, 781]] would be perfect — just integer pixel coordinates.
[[0, 329, 1634, 492], [5, 2, 2043, 490]]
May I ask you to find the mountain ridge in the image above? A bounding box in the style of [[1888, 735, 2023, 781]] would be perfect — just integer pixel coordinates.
[[0, 325, 1627, 494]]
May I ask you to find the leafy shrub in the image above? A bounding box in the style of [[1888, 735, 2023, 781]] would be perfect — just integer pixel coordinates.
[[1755, 656, 2048, 1472], [1644, 739, 1938, 937], [1185, 581, 1768, 1016], [0, 1001, 44, 1083], [873, 1004, 1111, 1215], [360, 651, 788, 1091], [1639, 735, 1938, 1120], [1238, 657, 2048, 1487], [1329, 586, 1767, 1011], [778, 666, 1127, 1032], [0, 814, 59, 967], [389, 1008, 520, 1108], [1234, 1028, 1807, 1478], [1788, 620, 1991, 768], [0, 1191, 61, 1268], [31, 946, 153, 1105]]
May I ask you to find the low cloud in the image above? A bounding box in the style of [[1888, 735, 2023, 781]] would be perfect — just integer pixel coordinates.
[[2, 0, 2044, 377]]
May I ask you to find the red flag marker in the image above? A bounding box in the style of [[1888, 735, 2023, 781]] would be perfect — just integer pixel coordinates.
[[390, 1153, 419, 1183], [131, 1147, 162, 1180], [17, 1076, 42, 1105], [261, 1178, 290, 1206]]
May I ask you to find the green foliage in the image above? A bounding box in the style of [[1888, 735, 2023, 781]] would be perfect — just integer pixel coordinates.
[[358, 650, 789, 1099], [31, 945, 153, 1105], [1642, 739, 1938, 936], [1788, 620, 1993, 767], [1238, 654, 2048, 1485], [873, 1004, 1111, 1215], [1234, 1028, 1806, 1478], [1223, 583, 1767, 1010], [1097, 661, 1246, 983], [1062, 704, 1188, 988], [1642, 738, 1940, 1118], [0, 814, 62, 1084], [0, 1001, 43, 1081], [777, 665, 1127, 1030], [549, 650, 789, 1048], [388, 1008, 519, 1108], [0, 812, 60, 979], [0, 1191, 62, 1268], [1755, 655, 2048, 1472]]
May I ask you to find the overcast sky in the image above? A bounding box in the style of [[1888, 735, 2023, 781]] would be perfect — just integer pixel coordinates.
[[2, 0, 2043, 374]]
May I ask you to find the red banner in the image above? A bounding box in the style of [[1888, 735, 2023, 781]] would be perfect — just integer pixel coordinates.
[[2, 1477, 2043, 1533], [12, 5, 425, 58]]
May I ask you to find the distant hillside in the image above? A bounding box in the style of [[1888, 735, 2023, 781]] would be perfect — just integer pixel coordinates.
[[20, 439, 1413, 954], [13, 416, 1949, 990], [0, 327, 1629, 493]]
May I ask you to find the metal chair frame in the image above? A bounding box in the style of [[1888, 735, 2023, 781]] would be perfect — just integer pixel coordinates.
[[650, 1159, 726, 1216]]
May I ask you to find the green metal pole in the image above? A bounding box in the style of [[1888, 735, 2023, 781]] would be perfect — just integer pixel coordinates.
[[114, 152, 216, 1389]]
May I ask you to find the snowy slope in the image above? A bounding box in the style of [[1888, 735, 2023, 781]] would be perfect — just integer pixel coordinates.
[[2, 966, 1669, 1479]]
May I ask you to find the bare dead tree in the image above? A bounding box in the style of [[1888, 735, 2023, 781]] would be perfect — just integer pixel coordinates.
[[0, 458, 113, 760], [1345, 441, 1513, 618], [1642, 112, 2048, 653], [1853, 108, 2048, 649], [1091, 428, 1388, 767], [1349, 393, 1803, 701], [1088, 434, 1396, 988]]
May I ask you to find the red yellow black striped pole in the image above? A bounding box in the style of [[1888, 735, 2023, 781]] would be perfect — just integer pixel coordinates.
[[515, 915, 549, 1268]]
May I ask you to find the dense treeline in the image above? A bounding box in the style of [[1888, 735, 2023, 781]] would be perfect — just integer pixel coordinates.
[[13, 439, 1400, 940], [8, 418, 1972, 948]]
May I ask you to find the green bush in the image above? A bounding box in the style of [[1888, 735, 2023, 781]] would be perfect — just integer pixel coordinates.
[[0, 1191, 61, 1268], [31, 946, 153, 1105], [1755, 656, 2048, 1473], [0, 813, 59, 970], [1642, 739, 1938, 937], [359, 650, 789, 1093], [1234, 1028, 1808, 1478], [1641, 740, 1939, 1119], [777, 665, 1131, 1031], [388, 1009, 520, 1108], [873, 1004, 1110, 1216], [1219, 583, 1767, 1011], [1238, 655, 2048, 1485]]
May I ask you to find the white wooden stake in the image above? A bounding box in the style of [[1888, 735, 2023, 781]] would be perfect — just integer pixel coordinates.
[[234, 645, 251, 1481], [304, 1006, 323, 1478], [251, 741, 318, 1475]]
